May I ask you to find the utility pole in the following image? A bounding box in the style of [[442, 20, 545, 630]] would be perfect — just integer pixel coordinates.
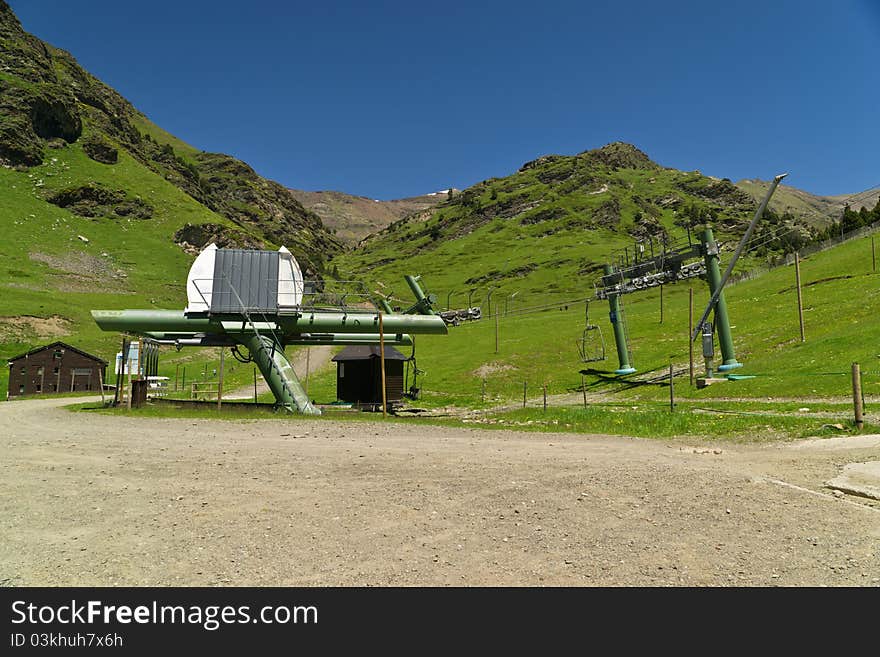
[[217, 347, 224, 410], [304, 347, 311, 395], [795, 252, 805, 342], [688, 287, 694, 386], [379, 312, 387, 418]]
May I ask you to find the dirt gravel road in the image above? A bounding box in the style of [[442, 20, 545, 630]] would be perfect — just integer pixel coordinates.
[[1, 396, 879, 586]]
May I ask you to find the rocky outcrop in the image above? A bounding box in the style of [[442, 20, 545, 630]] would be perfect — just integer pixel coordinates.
[[173, 223, 266, 254], [81, 134, 118, 164], [580, 142, 659, 171], [0, 4, 82, 166], [46, 184, 153, 219]]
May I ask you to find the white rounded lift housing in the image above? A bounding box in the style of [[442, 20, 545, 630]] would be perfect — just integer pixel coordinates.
[[185, 243, 304, 313]]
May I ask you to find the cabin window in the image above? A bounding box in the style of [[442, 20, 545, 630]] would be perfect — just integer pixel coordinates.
[[35, 384, 41, 393], [54, 350, 63, 359], [20, 366, 25, 375], [36, 367, 43, 376], [339, 363, 345, 378], [18, 385, 24, 394], [53, 366, 59, 375]]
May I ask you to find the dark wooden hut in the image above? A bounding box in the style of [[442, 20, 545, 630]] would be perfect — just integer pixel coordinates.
[[331, 345, 407, 408], [7, 341, 107, 399]]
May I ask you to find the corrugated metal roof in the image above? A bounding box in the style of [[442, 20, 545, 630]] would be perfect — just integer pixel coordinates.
[[331, 345, 408, 362], [210, 249, 279, 314]]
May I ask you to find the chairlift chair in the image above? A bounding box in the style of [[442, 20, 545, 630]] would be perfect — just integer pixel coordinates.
[[576, 302, 607, 363]]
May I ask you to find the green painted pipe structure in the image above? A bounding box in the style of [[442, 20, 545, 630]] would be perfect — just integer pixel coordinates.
[[403, 275, 437, 315], [92, 309, 446, 415], [603, 264, 636, 375], [142, 332, 415, 347], [92, 309, 447, 336], [241, 333, 320, 415], [700, 228, 741, 371]]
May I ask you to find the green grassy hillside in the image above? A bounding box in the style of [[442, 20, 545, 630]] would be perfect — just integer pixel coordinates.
[[331, 143, 827, 308], [309, 227, 880, 409]]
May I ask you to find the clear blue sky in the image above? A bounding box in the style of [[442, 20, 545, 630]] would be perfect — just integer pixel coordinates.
[[10, 0, 880, 199]]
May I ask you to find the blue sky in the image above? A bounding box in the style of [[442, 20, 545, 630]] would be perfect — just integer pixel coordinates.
[[10, 0, 880, 199]]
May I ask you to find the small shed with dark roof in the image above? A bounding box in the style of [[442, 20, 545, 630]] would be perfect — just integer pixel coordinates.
[[7, 341, 107, 399], [331, 345, 407, 407]]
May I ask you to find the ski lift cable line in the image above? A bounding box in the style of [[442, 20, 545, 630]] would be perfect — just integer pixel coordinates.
[[742, 224, 806, 254], [838, 182, 880, 207], [744, 221, 803, 246]]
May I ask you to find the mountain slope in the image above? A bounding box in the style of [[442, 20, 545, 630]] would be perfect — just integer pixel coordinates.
[[0, 1, 341, 396], [0, 1, 341, 274], [289, 189, 450, 246], [829, 188, 880, 212], [736, 178, 847, 225], [331, 142, 825, 307]]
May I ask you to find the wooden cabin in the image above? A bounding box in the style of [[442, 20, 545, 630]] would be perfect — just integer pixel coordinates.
[[331, 345, 407, 408], [7, 341, 107, 399]]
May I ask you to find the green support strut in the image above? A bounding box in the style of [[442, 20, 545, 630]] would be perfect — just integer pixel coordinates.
[[700, 228, 741, 371], [241, 333, 321, 415], [603, 264, 636, 375], [403, 275, 437, 315]]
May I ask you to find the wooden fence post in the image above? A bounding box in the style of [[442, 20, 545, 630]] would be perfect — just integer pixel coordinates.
[[659, 284, 664, 324], [852, 362, 864, 431], [126, 358, 133, 411]]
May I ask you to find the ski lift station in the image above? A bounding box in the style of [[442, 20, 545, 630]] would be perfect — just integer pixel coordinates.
[[91, 244, 448, 414]]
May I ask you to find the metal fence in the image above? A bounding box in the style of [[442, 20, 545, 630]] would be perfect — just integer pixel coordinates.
[[728, 219, 880, 287]]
